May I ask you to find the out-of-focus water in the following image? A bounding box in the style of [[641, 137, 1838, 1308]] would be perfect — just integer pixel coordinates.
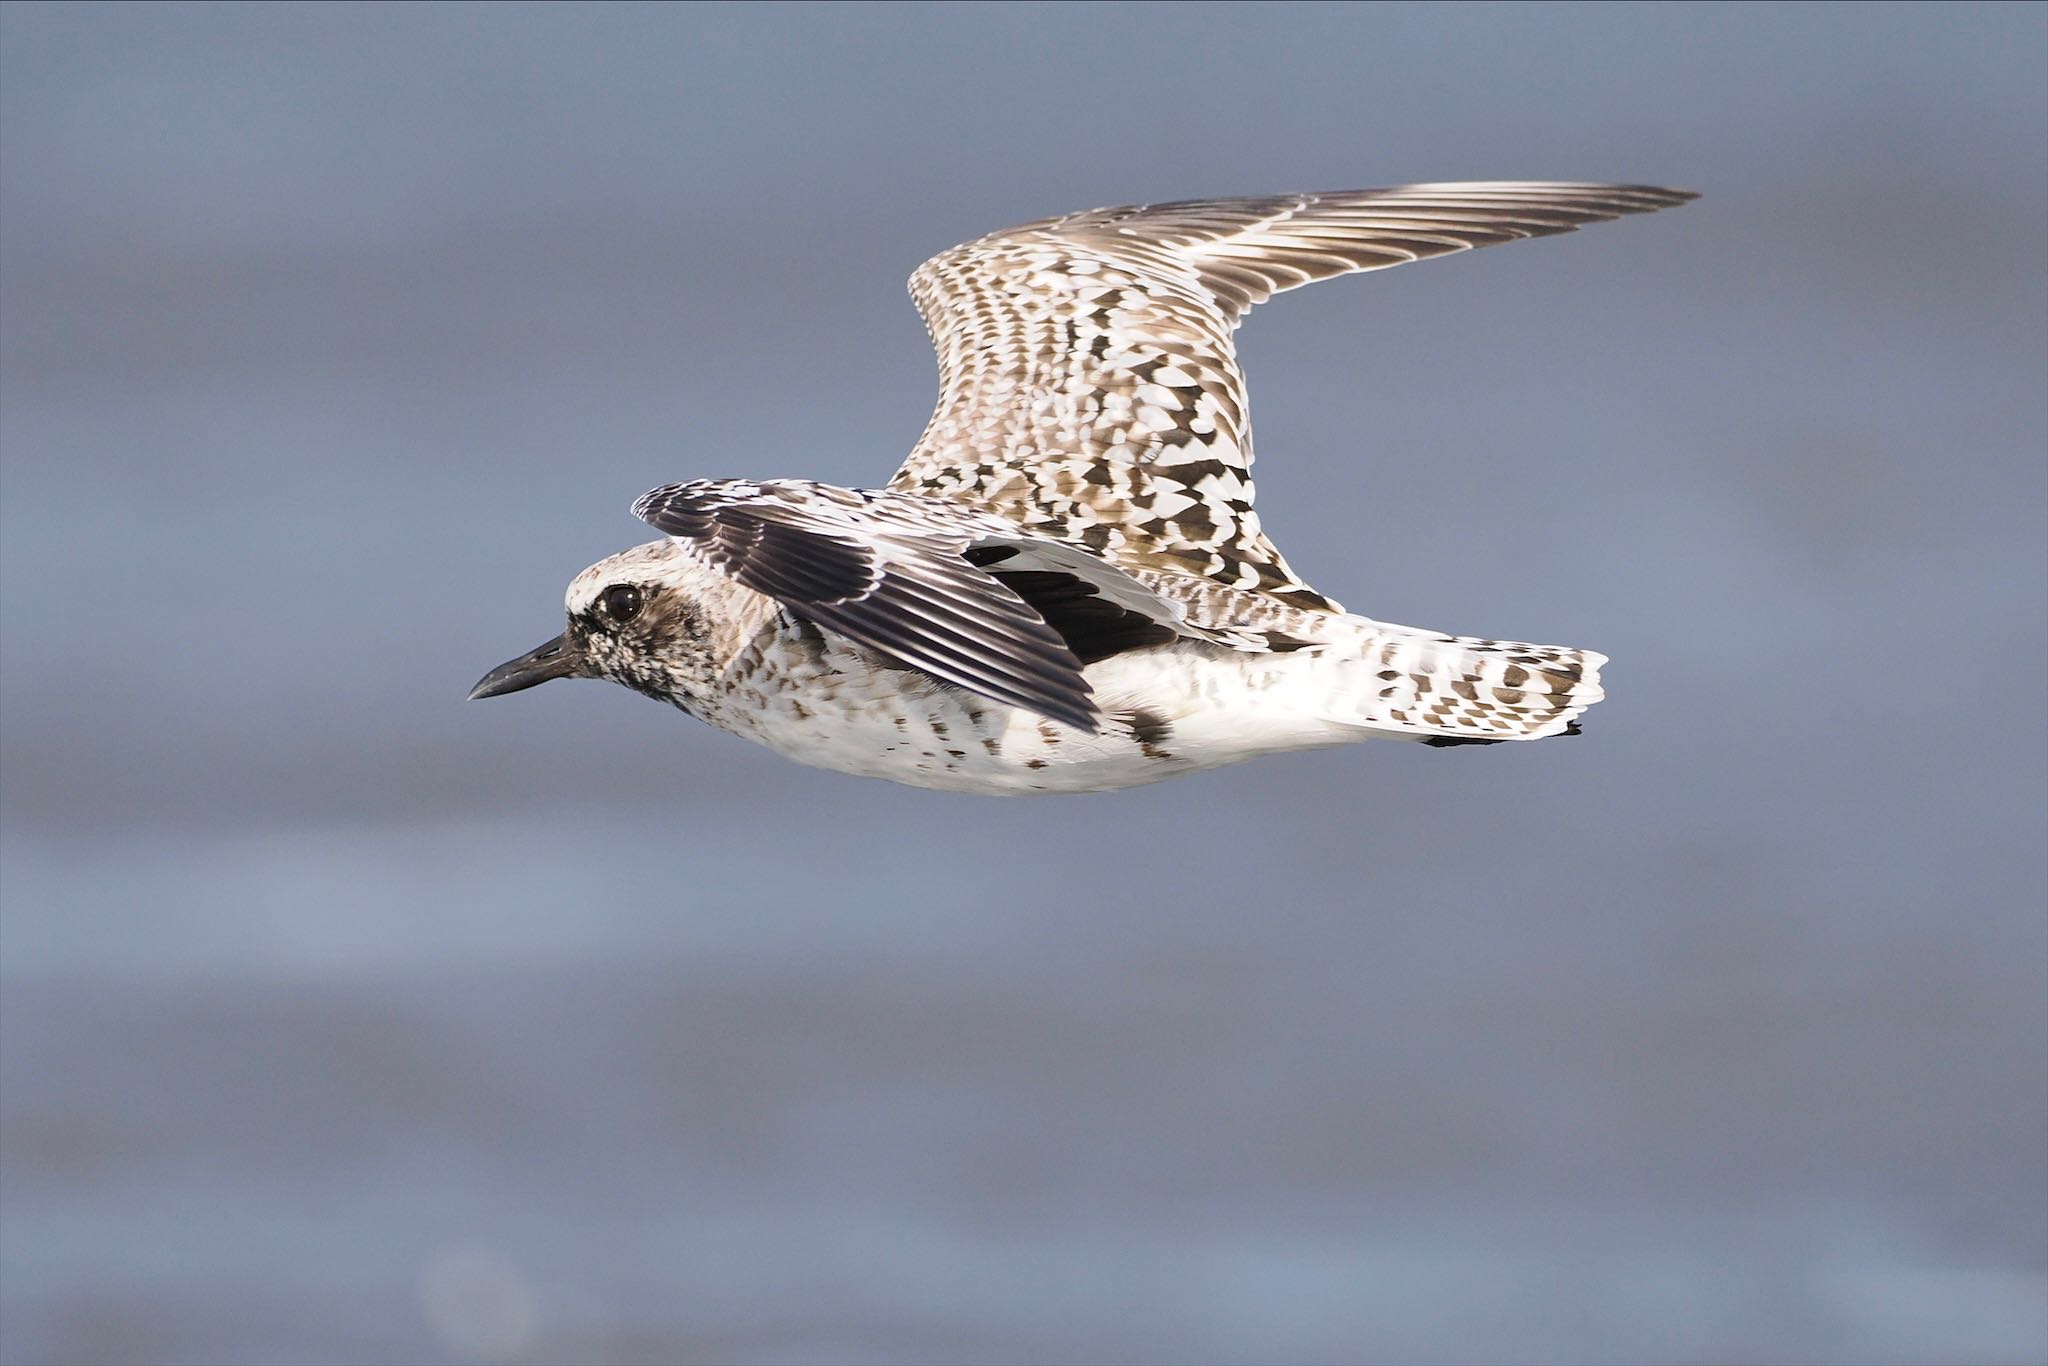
[[2, 4, 2044, 1363]]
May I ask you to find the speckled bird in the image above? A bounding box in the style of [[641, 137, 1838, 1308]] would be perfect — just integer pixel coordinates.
[[471, 182, 1694, 793]]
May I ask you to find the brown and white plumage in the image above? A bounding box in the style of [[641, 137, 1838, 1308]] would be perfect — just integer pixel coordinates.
[[894, 183, 1696, 608], [473, 182, 1694, 793]]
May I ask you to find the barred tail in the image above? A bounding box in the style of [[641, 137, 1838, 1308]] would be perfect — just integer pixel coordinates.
[[1325, 625, 1607, 745]]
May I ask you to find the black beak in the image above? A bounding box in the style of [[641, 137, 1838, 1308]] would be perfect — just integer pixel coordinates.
[[468, 633, 584, 700]]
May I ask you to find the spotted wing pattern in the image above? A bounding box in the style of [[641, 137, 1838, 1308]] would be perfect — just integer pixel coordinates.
[[633, 479, 1235, 732], [892, 182, 1696, 609]]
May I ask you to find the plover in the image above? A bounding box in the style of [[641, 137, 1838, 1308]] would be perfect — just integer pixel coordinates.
[[472, 182, 1693, 793]]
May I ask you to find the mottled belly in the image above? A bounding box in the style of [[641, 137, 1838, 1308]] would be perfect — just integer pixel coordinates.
[[708, 636, 1354, 795]]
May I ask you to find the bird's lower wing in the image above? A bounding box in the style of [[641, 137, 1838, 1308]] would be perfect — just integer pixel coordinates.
[[633, 480, 1231, 732]]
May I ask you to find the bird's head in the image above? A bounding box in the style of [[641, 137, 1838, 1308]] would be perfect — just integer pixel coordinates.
[[468, 540, 726, 710]]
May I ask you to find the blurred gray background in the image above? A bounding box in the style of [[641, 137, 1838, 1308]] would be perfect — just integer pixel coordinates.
[[2, 3, 2043, 1364]]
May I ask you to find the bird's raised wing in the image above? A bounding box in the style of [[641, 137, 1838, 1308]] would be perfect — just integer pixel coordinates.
[[633, 479, 1226, 732], [891, 182, 1696, 610]]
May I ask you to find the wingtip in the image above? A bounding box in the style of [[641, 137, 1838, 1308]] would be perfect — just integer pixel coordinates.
[[1637, 184, 1701, 205], [1059, 701, 1108, 737], [1010, 671, 1104, 736], [1009, 684, 1103, 737]]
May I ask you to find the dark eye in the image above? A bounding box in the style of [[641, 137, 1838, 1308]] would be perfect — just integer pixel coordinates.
[[599, 584, 643, 623]]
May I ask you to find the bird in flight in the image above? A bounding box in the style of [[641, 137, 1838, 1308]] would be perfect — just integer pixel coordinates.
[[472, 182, 1693, 793]]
